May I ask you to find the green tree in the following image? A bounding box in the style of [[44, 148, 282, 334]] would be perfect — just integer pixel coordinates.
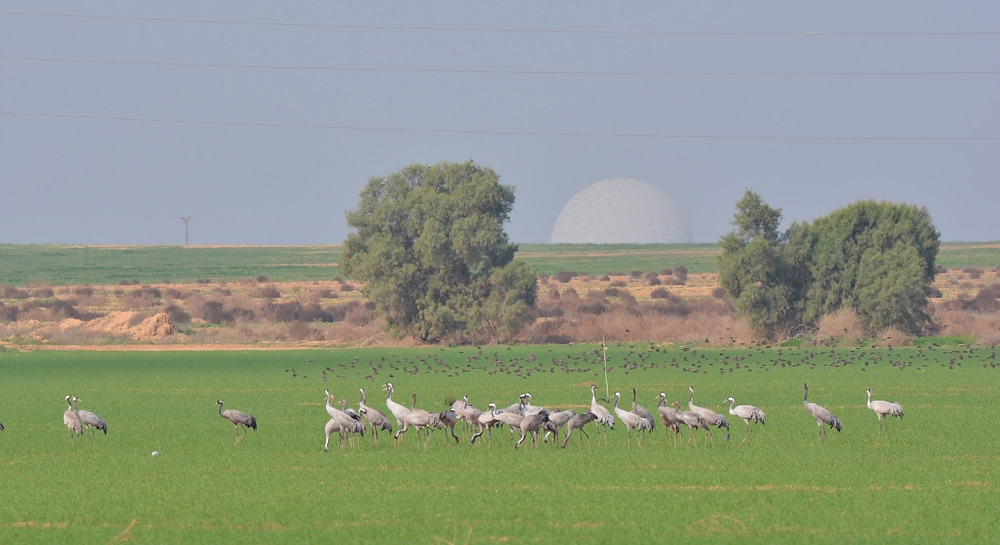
[[341, 160, 537, 343], [718, 190, 804, 338], [801, 200, 939, 334]]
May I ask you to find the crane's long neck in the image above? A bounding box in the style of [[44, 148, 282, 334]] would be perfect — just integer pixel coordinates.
[[689, 390, 695, 405], [803, 385, 809, 403], [218, 402, 224, 415], [728, 399, 736, 411], [613, 394, 620, 410], [72, 397, 79, 414], [657, 396, 666, 408]]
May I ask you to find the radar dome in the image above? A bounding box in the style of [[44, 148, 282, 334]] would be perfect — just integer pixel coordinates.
[[550, 177, 692, 243]]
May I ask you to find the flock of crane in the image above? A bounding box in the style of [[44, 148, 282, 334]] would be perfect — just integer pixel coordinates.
[[45, 382, 903, 449], [311, 381, 904, 450]]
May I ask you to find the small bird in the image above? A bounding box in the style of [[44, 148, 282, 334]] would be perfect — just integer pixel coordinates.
[[72, 396, 107, 437], [803, 383, 842, 443], [216, 399, 257, 444], [725, 397, 766, 446], [866, 388, 903, 442]]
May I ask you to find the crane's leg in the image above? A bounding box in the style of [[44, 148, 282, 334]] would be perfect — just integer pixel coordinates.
[[561, 428, 573, 449], [739, 424, 751, 446]]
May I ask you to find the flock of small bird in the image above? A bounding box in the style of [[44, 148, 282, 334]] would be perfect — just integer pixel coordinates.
[[308, 381, 904, 451]]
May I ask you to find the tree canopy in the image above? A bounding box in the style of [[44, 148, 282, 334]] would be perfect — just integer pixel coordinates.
[[718, 191, 940, 339], [341, 160, 537, 343]]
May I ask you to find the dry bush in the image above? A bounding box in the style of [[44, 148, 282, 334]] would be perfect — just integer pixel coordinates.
[[932, 302, 1000, 344], [711, 286, 728, 299], [345, 302, 374, 326], [673, 266, 688, 283], [609, 279, 627, 288], [948, 284, 1000, 313], [604, 287, 622, 298], [3, 286, 30, 299], [599, 275, 611, 282], [163, 304, 191, 324], [650, 288, 670, 299], [339, 283, 356, 292], [630, 270, 643, 279], [659, 268, 673, 276], [34, 287, 55, 298], [814, 307, 865, 345], [0, 303, 18, 322], [554, 271, 575, 283], [962, 267, 983, 279], [259, 286, 282, 299], [647, 276, 661, 286], [876, 327, 912, 346]]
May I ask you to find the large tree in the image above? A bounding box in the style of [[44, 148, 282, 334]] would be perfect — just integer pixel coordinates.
[[718, 193, 939, 338], [799, 200, 939, 334], [718, 190, 805, 338], [341, 160, 537, 343]]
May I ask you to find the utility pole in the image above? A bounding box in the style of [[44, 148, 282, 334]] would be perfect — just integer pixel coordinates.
[[180, 217, 192, 246]]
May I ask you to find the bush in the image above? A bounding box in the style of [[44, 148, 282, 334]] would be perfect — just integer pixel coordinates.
[[649, 288, 670, 299], [673, 266, 688, 283], [259, 286, 282, 299], [554, 271, 575, 283], [711, 286, 728, 299], [163, 304, 191, 324], [0, 303, 18, 322], [630, 270, 643, 279], [2, 286, 30, 299], [34, 288, 55, 298]]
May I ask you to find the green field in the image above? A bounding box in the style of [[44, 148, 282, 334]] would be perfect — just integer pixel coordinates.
[[1, 344, 997, 543], [2, 242, 996, 286]]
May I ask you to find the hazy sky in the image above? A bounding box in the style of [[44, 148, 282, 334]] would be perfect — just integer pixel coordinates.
[[2, 3, 998, 245]]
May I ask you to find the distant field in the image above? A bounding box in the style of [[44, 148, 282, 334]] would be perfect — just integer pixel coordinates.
[[1, 242, 995, 286], [1, 344, 996, 543]]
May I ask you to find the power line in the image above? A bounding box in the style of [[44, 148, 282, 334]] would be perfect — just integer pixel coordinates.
[[2, 110, 997, 141], [4, 55, 997, 77], [2, 10, 998, 36]]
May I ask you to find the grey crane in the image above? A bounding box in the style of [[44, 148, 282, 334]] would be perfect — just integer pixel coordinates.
[[323, 416, 347, 451], [384, 382, 412, 428], [589, 384, 615, 443], [725, 397, 766, 446], [542, 409, 576, 443], [515, 410, 554, 449], [323, 391, 364, 447], [631, 388, 655, 433], [71, 396, 107, 437], [63, 395, 82, 441], [866, 388, 903, 442], [613, 392, 650, 447], [491, 404, 526, 443], [688, 386, 730, 445], [216, 399, 256, 444], [470, 403, 499, 445], [431, 409, 461, 445], [803, 383, 842, 443], [655, 393, 683, 447], [673, 400, 710, 446], [393, 393, 436, 447], [561, 411, 598, 449], [520, 392, 545, 416], [359, 388, 392, 445]]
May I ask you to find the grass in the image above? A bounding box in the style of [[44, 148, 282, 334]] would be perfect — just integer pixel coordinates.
[[4, 242, 996, 287], [1, 343, 998, 543]]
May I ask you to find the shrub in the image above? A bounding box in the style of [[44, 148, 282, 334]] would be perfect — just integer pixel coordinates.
[[659, 268, 674, 276], [259, 286, 282, 299], [73, 286, 94, 297], [647, 276, 661, 286], [554, 271, 575, 283], [0, 303, 18, 322], [630, 270, 643, 279], [339, 283, 356, 292], [599, 275, 610, 282], [962, 267, 983, 279], [673, 266, 688, 283], [197, 279, 212, 284], [163, 304, 191, 324], [711, 286, 728, 299], [609, 280, 626, 288], [201, 301, 233, 324], [650, 288, 670, 299], [814, 307, 865, 345], [2, 286, 30, 299], [257, 275, 269, 283], [604, 288, 622, 297], [164, 288, 184, 299], [118, 279, 140, 286], [33, 288, 55, 298]]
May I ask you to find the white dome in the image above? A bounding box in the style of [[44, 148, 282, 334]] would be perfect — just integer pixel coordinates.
[[550, 178, 692, 243]]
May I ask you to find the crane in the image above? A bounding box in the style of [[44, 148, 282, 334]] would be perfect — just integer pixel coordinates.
[[71, 396, 107, 438], [803, 383, 842, 443], [589, 384, 615, 444], [673, 400, 710, 446], [613, 392, 650, 447], [384, 382, 411, 428], [63, 395, 82, 441], [393, 393, 435, 447], [359, 388, 391, 445], [866, 388, 903, 442], [655, 393, 683, 447], [216, 399, 256, 444], [687, 386, 729, 445], [725, 397, 766, 445], [470, 403, 499, 445], [631, 388, 655, 433], [515, 410, 554, 449], [561, 411, 598, 449]]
